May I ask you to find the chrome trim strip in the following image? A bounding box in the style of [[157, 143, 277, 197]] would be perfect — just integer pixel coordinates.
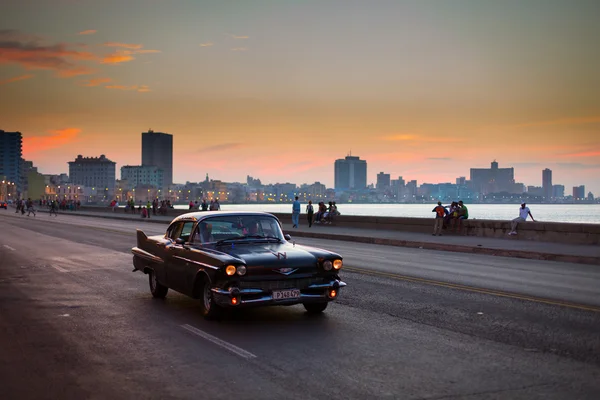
[[131, 247, 164, 264], [173, 256, 219, 270]]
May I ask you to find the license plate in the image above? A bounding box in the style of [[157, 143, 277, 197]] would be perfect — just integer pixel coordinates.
[[272, 289, 301, 300]]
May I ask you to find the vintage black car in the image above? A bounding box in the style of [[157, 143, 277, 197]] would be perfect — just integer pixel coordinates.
[[132, 211, 345, 318], [0, 201, 7, 209]]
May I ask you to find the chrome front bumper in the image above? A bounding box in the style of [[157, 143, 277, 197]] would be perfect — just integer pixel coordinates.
[[211, 279, 347, 307]]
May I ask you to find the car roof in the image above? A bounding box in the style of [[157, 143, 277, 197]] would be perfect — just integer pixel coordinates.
[[171, 211, 279, 223]]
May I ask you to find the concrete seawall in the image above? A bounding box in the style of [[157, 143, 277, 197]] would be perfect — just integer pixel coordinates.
[[81, 206, 600, 246], [271, 213, 600, 245]]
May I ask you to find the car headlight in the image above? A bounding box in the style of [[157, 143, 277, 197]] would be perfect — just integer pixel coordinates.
[[225, 265, 237, 276], [236, 265, 247, 276], [323, 260, 333, 271], [333, 259, 343, 270]]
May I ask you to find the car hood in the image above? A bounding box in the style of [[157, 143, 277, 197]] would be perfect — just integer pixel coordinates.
[[219, 242, 317, 269]]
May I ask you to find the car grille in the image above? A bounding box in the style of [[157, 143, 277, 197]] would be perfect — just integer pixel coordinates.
[[238, 277, 329, 291]]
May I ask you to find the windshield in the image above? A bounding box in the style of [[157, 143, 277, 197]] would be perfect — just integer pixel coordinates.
[[192, 215, 284, 244]]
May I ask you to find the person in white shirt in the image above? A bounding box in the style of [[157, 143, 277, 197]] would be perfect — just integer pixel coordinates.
[[509, 203, 535, 235]]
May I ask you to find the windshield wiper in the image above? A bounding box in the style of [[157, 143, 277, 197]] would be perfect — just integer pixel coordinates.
[[216, 235, 282, 246]]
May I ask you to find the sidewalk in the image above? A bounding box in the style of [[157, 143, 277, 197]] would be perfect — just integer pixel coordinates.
[[28, 208, 600, 265]]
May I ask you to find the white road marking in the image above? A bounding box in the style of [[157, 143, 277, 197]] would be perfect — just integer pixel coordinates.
[[181, 324, 257, 360], [3, 245, 16, 251], [51, 264, 69, 273]]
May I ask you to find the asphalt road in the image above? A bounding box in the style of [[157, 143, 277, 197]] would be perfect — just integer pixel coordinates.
[[1, 211, 599, 400]]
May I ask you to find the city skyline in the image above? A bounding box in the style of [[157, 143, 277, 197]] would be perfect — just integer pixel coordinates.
[[1, 1, 599, 193]]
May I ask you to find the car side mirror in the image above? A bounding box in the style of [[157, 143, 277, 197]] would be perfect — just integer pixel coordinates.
[[284, 234, 292, 241], [175, 238, 185, 245]]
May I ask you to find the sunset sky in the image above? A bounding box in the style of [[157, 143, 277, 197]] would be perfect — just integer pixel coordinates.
[[1, 0, 599, 194]]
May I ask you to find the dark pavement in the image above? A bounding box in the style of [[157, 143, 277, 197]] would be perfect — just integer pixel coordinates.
[[1, 211, 600, 399]]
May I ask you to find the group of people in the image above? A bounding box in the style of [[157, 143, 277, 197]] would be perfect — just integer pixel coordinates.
[[432, 201, 535, 236], [188, 199, 221, 211], [292, 198, 340, 228], [431, 200, 469, 235], [13, 198, 62, 217]]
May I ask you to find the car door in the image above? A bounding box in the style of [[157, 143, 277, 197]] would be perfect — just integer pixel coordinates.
[[168, 221, 197, 294]]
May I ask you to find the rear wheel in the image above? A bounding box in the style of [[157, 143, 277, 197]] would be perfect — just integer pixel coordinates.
[[148, 270, 168, 298], [303, 302, 328, 314], [199, 279, 221, 319]]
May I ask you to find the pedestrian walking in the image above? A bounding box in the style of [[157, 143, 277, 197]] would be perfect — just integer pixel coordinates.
[[26, 198, 36, 217], [509, 203, 535, 235], [292, 196, 301, 228], [49, 200, 58, 217], [432, 201, 448, 236], [306, 200, 314, 227]]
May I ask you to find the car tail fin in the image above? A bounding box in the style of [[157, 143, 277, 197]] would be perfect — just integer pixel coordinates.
[[136, 229, 148, 247]]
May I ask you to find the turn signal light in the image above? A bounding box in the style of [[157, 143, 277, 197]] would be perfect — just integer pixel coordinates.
[[231, 297, 239, 305], [328, 289, 337, 298], [333, 259, 343, 270], [225, 265, 237, 276]]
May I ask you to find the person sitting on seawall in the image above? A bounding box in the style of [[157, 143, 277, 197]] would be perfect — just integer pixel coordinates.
[[508, 203, 535, 236], [454, 200, 468, 233]]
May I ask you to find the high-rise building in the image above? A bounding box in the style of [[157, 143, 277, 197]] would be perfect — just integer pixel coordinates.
[[573, 185, 585, 200], [552, 184, 565, 199], [376, 172, 391, 190], [121, 165, 164, 189], [334, 155, 367, 190], [0, 130, 23, 194], [456, 177, 466, 185], [68, 155, 116, 195], [542, 168, 552, 200], [470, 160, 515, 194], [142, 130, 173, 189]]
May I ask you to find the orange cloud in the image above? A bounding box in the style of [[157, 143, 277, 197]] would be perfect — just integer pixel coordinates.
[[0, 74, 34, 85], [134, 49, 161, 54], [80, 77, 112, 86], [78, 30, 97, 35], [103, 42, 143, 49], [102, 52, 135, 64], [55, 65, 97, 77], [559, 150, 600, 158], [231, 47, 247, 51], [229, 34, 249, 39], [105, 84, 151, 92], [200, 42, 214, 47], [22, 128, 81, 155], [0, 30, 97, 77]]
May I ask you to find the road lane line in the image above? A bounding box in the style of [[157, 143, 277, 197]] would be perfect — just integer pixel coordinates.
[[3, 245, 16, 251], [51, 264, 69, 273], [181, 324, 257, 359], [344, 266, 600, 313]]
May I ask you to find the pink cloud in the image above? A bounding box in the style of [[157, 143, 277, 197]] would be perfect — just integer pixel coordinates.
[[78, 30, 97, 35], [0, 74, 34, 85]]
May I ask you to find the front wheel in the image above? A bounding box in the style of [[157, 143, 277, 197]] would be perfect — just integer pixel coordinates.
[[303, 302, 328, 314], [199, 279, 221, 319], [149, 270, 168, 298]]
